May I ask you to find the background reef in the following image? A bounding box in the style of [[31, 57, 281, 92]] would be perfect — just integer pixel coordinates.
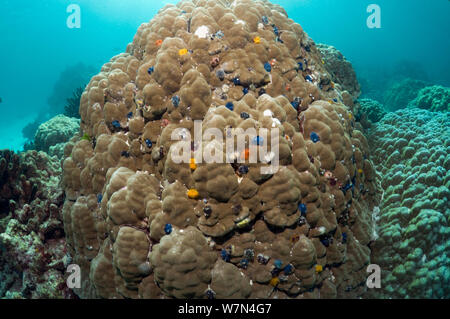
[[0, 0, 449, 299], [367, 109, 449, 298], [0, 150, 73, 298]]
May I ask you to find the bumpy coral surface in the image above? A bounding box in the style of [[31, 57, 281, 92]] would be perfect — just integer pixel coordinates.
[[368, 108, 450, 299], [62, 0, 380, 299], [34, 115, 80, 158], [0, 150, 73, 298], [357, 98, 387, 124], [383, 78, 428, 111], [408, 85, 450, 113], [317, 44, 360, 100]]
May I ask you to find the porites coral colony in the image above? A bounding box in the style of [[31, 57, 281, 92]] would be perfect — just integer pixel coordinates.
[[62, 0, 381, 299], [368, 108, 450, 299]]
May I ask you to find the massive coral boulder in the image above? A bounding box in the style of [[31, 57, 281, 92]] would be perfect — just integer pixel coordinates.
[[317, 44, 361, 100], [150, 226, 216, 298], [383, 78, 428, 111], [62, 0, 380, 299], [356, 98, 387, 129], [368, 108, 450, 299], [408, 85, 450, 113], [34, 115, 80, 158]]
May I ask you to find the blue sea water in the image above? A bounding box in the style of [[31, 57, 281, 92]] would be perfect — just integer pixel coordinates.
[[0, 0, 449, 150]]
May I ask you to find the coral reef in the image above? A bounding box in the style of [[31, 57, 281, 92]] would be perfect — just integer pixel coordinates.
[[383, 78, 428, 111], [391, 60, 429, 83], [62, 0, 380, 299], [368, 108, 450, 299], [317, 43, 360, 100], [34, 115, 80, 158], [357, 58, 430, 103], [0, 150, 73, 298], [357, 98, 387, 126], [64, 87, 85, 119], [408, 85, 450, 113]]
